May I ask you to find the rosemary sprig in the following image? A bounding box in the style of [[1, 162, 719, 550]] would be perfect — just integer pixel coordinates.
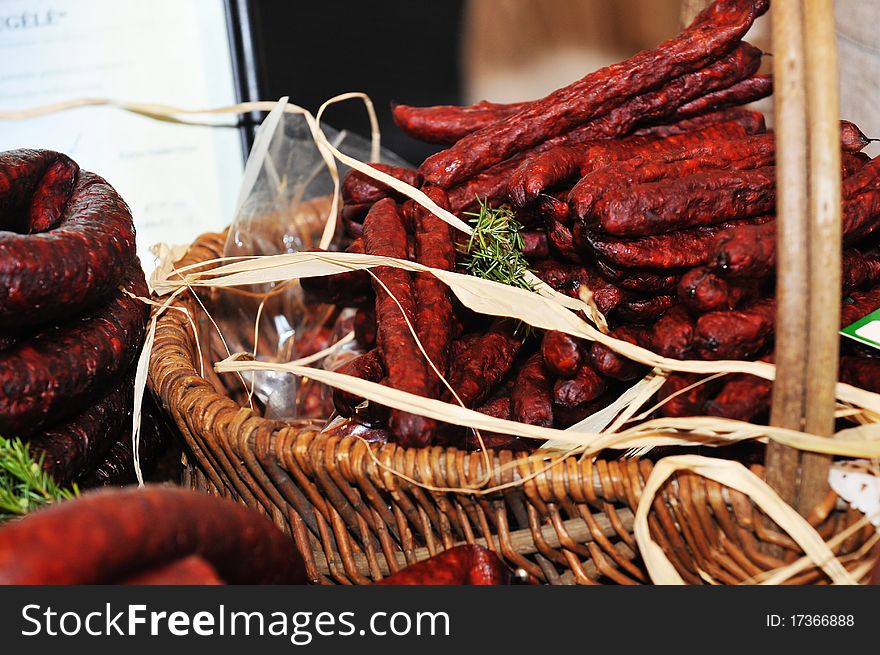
[[458, 199, 537, 337], [0, 436, 77, 523], [458, 199, 537, 292]]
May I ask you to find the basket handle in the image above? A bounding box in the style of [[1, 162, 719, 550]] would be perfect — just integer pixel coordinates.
[[766, 0, 842, 516], [765, 0, 810, 509], [797, 0, 842, 513]]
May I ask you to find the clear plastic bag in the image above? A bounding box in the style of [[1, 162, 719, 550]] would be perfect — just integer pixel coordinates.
[[212, 98, 408, 420]]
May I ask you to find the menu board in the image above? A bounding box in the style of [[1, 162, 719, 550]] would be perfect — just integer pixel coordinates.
[[0, 0, 246, 270]]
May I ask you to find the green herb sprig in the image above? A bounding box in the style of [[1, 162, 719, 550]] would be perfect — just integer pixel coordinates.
[[458, 199, 537, 292], [0, 436, 77, 523], [458, 199, 538, 337]]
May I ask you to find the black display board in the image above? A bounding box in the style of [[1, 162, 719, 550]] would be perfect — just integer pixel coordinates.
[[242, 0, 465, 164]]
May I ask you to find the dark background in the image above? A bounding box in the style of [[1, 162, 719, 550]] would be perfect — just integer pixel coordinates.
[[247, 0, 466, 164]]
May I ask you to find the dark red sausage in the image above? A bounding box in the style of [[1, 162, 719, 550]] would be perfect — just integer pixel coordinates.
[[656, 373, 714, 417], [530, 260, 628, 312], [704, 374, 772, 420], [510, 352, 554, 427], [593, 258, 682, 294], [0, 165, 137, 330], [842, 155, 880, 198], [843, 249, 880, 291], [475, 394, 512, 420], [840, 357, 880, 394], [713, 185, 880, 279], [614, 294, 676, 323], [0, 486, 307, 584], [536, 193, 573, 226], [443, 326, 522, 408], [841, 287, 880, 328], [843, 152, 871, 176], [446, 154, 528, 213], [634, 107, 766, 138], [552, 390, 619, 427], [650, 305, 696, 359], [842, 184, 880, 244], [341, 163, 423, 205], [300, 241, 373, 307], [374, 545, 514, 585], [0, 268, 149, 436], [26, 156, 80, 233], [522, 230, 551, 260], [587, 217, 771, 271], [363, 198, 436, 446], [677, 266, 754, 312], [81, 403, 167, 487], [693, 297, 776, 360], [839, 120, 873, 153], [331, 349, 385, 417], [509, 119, 756, 207], [546, 218, 580, 262], [541, 330, 582, 377], [0, 149, 76, 231], [27, 382, 131, 486], [553, 360, 606, 407], [569, 134, 778, 218], [590, 325, 651, 381], [658, 74, 773, 122], [420, 2, 769, 186], [341, 203, 369, 238], [464, 396, 534, 452], [122, 555, 225, 585], [591, 166, 777, 237], [413, 187, 456, 399], [391, 100, 528, 145], [710, 219, 777, 278], [354, 304, 377, 349]]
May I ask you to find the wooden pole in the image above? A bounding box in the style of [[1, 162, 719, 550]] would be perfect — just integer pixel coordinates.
[[766, 0, 810, 509], [798, 0, 842, 514]]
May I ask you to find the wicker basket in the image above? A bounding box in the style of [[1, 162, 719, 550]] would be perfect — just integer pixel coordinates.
[[147, 1, 879, 584], [148, 230, 875, 585]]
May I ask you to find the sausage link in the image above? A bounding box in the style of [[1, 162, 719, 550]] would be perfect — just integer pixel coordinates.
[[541, 330, 582, 377], [0, 165, 137, 330], [511, 352, 554, 427], [0, 268, 149, 436], [420, 3, 768, 187], [0, 486, 306, 584], [362, 198, 436, 445]]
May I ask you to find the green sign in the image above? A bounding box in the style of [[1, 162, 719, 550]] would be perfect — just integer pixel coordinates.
[[840, 308, 880, 351]]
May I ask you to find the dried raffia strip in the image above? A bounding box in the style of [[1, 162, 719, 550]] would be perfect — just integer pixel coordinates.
[[605, 370, 669, 434], [154, 249, 880, 416], [213, 357, 880, 460], [132, 254, 260, 484], [541, 372, 667, 451], [633, 455, 858, 585], [627, 372, 728, 424], [0, 95, 381, 251], [0, 95, 602, 322]]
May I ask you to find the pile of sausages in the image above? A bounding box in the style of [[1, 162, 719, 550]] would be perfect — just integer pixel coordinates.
[[303, 0, 880, 448], [0, 149, 155, 485]]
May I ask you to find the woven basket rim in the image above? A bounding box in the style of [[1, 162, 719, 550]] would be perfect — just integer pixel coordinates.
[[148, 230, 877, 585]]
